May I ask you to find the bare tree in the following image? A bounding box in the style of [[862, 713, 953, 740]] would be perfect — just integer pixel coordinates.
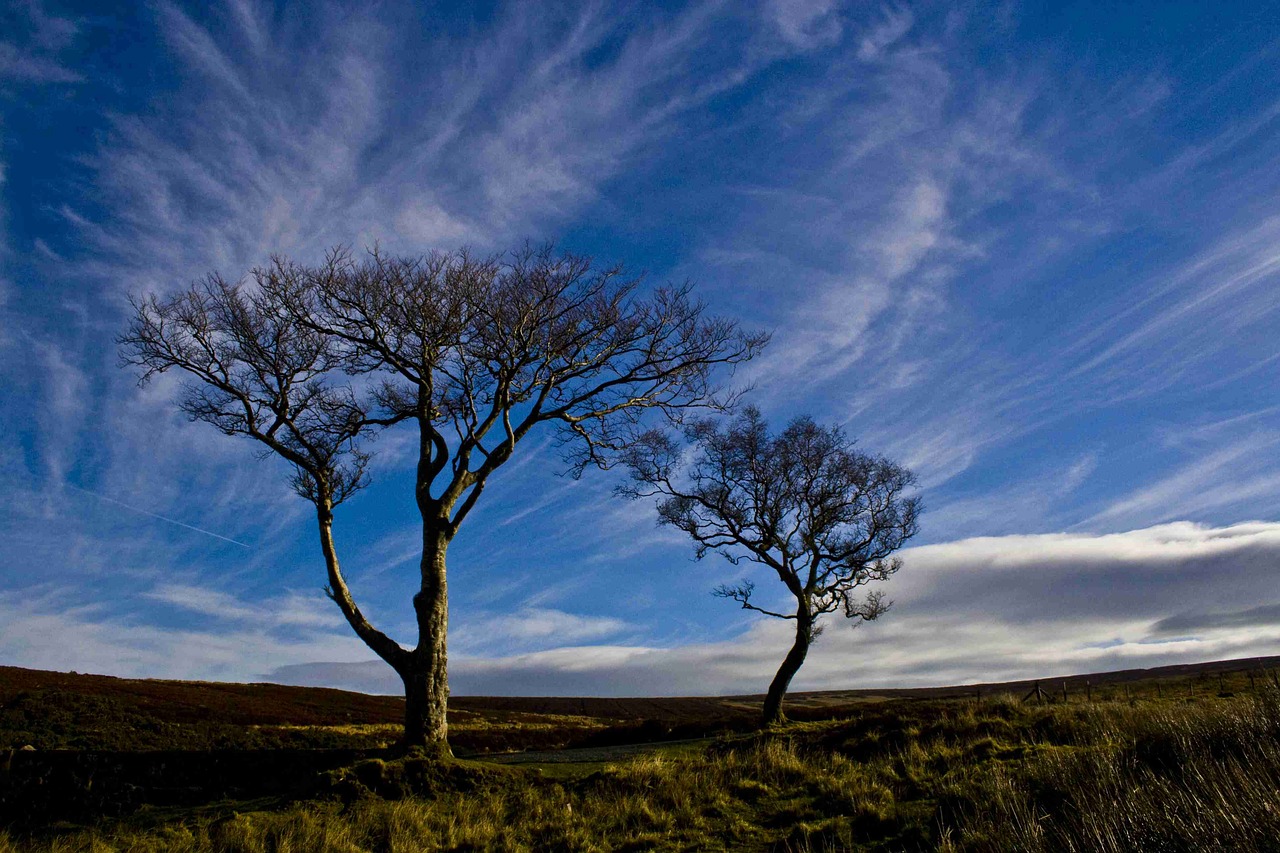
[[623, 407, 920, 725], [119, 244, 766, 752]]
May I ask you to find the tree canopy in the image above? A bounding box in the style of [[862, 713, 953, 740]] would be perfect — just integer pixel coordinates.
[[121, 243, 766, 748], [624, 406, 920, 724]]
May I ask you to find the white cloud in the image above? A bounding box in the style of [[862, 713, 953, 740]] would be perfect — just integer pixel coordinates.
[[1064, 216, 1280, 393], [907, 521, 1280, 574], [393, 200, 483, 246], [1085, 434, 1280, 530], [0, 42, 81, 83], [0, 585, 367, 683], [856, 6, 913, 61], [708, 15, 1089, 492], [143, 583, 344, 630], [31, 338, 89, 486], [924, 451, 1098, 539], [451, 608, 633, 655], [879, 177, 948, 277], [873, 212, 1280, 494], [52, 0, 781, 312], [734, 174, 958, 395], [0, 3, 82, 86], [766, 0, 844, 50]]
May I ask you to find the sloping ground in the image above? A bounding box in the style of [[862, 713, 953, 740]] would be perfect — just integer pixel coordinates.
[[450, 652, 1280, 717], [0, 666, 402, 727], [0, 668, 616, 753]]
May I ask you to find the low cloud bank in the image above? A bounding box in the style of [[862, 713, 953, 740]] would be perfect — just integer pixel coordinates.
[[4, 521, 1278, 695], [264, 521, 1280, 696]]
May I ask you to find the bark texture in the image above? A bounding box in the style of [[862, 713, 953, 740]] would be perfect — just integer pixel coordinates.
[[402, 537, 450, 750]]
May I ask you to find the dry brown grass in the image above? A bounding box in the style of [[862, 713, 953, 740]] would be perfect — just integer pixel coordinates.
[[8, 677, 1280, 850]]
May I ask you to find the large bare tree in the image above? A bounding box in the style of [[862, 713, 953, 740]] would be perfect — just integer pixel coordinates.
[[623, 407, 920, 725], [119, 244, 765, 751]]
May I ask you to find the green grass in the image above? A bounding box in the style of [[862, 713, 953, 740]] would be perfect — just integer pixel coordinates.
[[8, 684, 1280, 851]]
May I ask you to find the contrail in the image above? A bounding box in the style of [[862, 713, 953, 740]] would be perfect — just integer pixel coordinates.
[[66, 483, 252, 549]]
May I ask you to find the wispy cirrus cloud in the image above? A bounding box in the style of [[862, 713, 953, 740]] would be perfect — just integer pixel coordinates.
[[59, 0, 792, 299], [0, 42, 80, 84], [30, 2, 1278, 556], [765, 0, 845, 51], [450, 608, 635, 655], [681, 15, 1280, 512], [0, 1, 81, 85], [1063, 217, 1280, 396], [924, 452, 1099, 539], [143, 583, 342, 631], [0, 583, 366, 682], [21, 1, 802, 584], [0, 1, 84, 347], [1085, 433, 1280, 531], [688, 12, 1112, 486]]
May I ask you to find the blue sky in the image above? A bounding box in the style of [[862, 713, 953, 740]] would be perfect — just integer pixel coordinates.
[[2, 0, 1280, 696]]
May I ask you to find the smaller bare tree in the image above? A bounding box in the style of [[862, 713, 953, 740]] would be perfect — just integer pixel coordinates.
[[623, 407, 921, 725]]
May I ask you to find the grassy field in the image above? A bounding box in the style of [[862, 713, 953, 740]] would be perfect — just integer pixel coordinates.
[[4, 663, 1280, 850]]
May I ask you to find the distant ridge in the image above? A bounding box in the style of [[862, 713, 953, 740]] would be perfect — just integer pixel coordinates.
[[4, 654, 1279, 725]]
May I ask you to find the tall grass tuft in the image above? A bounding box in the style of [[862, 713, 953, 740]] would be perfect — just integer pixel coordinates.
[[947, 692, 1280, 851]]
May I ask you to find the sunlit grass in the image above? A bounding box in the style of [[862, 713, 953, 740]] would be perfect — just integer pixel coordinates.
[[256, 711, 613, 752]]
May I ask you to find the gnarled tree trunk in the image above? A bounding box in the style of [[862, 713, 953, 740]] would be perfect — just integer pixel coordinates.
[[402, 532, 450, 752], [315, 502, 452, 753], [761, 607, 813, 726]]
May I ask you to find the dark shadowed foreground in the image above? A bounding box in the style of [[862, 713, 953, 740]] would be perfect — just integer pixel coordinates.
[[5, 660, 1280, 850]]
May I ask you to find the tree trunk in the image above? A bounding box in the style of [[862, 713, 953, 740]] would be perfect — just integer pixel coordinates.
[[401, 663, 447, 752], [401, 532, 450, 752], [761, 609, 813, 726]]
